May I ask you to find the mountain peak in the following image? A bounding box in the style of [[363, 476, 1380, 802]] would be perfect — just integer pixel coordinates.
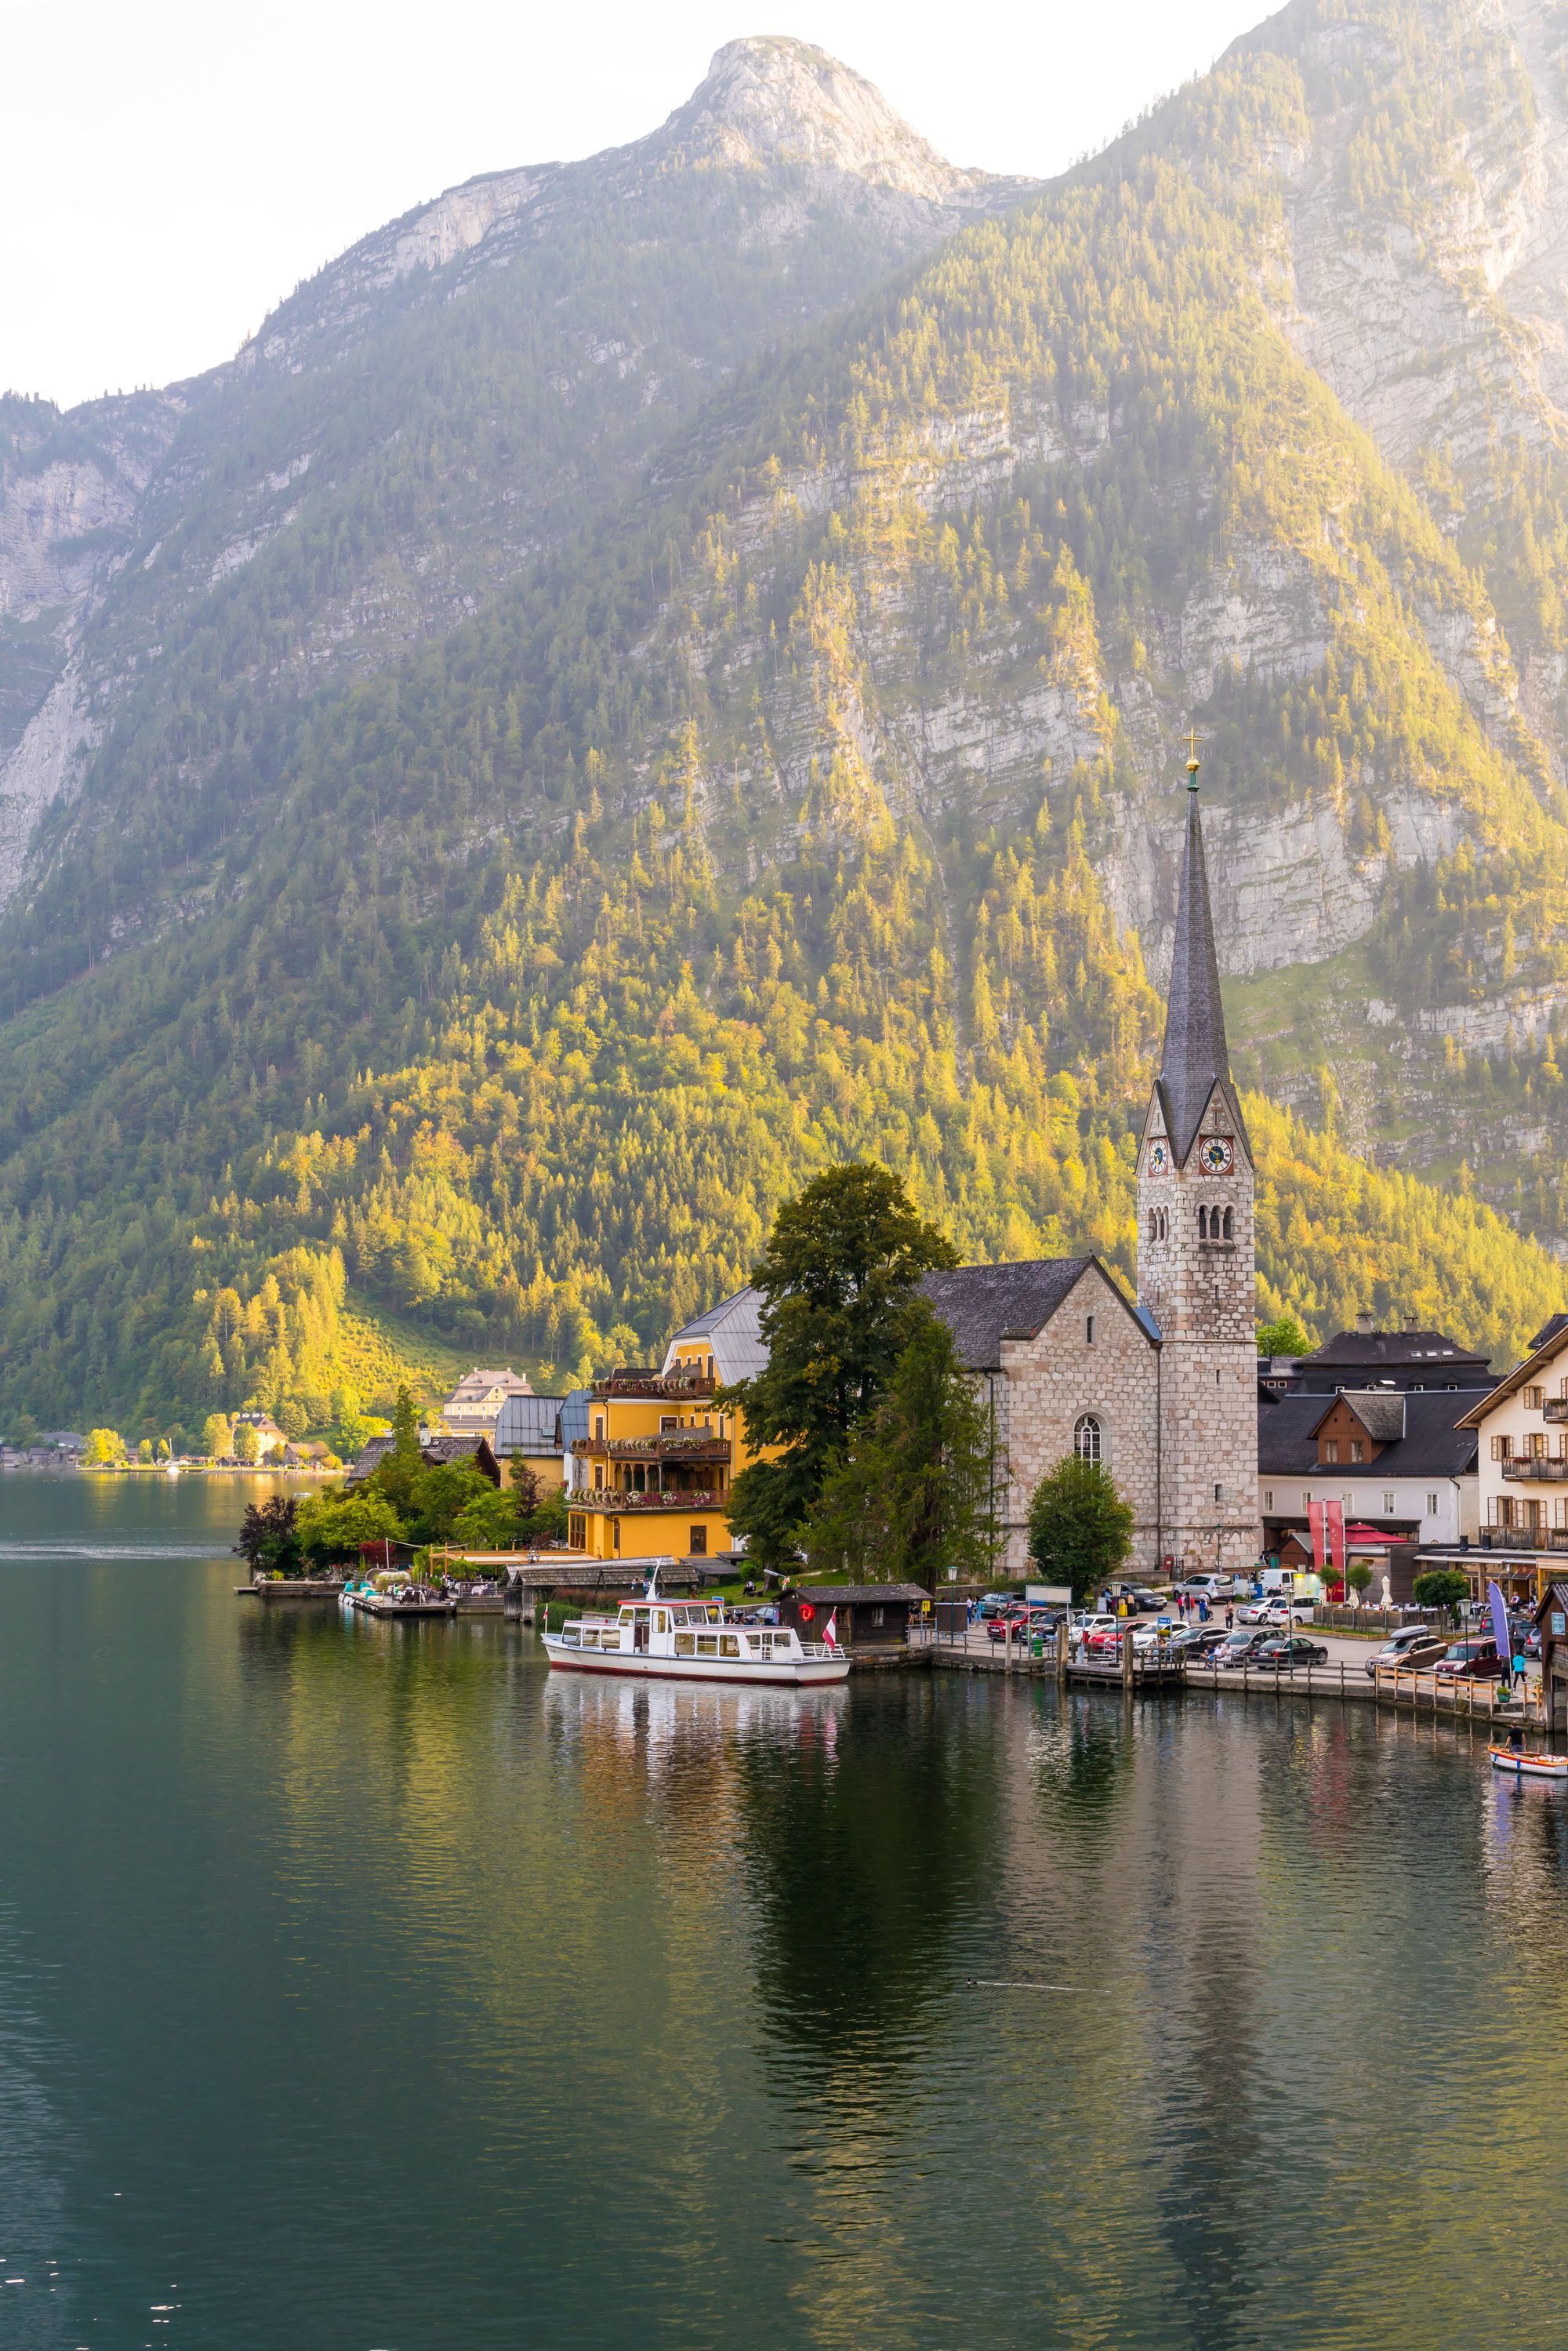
[[656, 35, 1000, 202]]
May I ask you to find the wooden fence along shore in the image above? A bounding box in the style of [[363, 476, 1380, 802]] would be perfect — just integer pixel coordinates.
[[912, 1628, 1549, 1728]]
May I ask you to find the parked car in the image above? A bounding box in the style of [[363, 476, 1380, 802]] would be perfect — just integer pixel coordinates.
[[1105, 1586, 1163, 1615], [1365, 1630, 1448, 1678], [1435, 1640, 1508, 1679], [985, 1606, 1032, 1643], [1175, 1573, 1240, 1600], [1253, 1635, 1329, 1670], [1169, 1624, 1229, 1659], [1237, 1598, 1298, 1627], [1069, 1614, 1121, 1649], [1214, 1628, 1272, 1667]]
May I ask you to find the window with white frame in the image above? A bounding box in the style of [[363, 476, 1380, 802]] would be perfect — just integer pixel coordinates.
[[1073, 1413, 1102, 1463], [1383, 1492, 1395, 1513], [1426, 1492, 1439, 1517]]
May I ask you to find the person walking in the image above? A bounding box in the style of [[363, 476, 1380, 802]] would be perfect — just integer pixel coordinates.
[[1225, 1604, 1234, 1630]]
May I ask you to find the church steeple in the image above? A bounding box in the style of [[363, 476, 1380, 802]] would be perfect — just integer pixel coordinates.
[[1156, 761, 1249, 1167]]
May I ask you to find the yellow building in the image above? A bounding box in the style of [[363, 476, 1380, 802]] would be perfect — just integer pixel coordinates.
[[565, 1290, 772, 1564]]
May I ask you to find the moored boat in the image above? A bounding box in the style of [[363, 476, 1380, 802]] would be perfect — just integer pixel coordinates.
[[543, 1575, 850, 1685], [1490, 1746, 1568, 1779]]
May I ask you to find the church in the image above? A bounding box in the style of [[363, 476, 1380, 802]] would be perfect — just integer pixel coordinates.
[[922, 765, 1261, 1579]]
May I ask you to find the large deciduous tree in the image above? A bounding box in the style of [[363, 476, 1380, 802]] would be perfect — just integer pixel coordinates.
[[1026, 1455, 1134, 1604], [721, 1163, 957, 1566]]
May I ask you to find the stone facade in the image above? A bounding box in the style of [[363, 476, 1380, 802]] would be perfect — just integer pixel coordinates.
[[984, 1262, 1160, 1578]]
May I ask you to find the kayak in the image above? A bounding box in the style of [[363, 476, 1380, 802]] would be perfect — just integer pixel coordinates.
[[1490, 1748, 1568, 1779]]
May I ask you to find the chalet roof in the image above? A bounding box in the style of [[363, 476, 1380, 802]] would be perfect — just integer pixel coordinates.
[[1294, 1327, 1491, 1379], [662, 1286, 768, 1386], [786, 1585, 931, 1606], [1156, 783, 1250, 1167], [447, 1366, 532, 1398], [347, 1432, 501, 1485], [494, 1394, 565, 1455], [1307, 1390, 1408, 1444], [1259, 1390, 1479, 1479], [1457, 1314, 1568, 1428]]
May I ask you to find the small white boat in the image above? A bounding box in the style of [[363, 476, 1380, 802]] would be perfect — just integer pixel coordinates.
[[1490, 1746, 1568, 1779], [543, 1573, 850, 1686]]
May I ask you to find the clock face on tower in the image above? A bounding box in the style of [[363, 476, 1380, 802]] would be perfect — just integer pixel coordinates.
[[1148, 1140, 1169, 1175], [1199, 1135, 1236, 1176]]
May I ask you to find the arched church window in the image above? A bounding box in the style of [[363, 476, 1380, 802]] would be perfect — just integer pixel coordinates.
[[1222, 1206, 1233, 1240], [1074, 1413, 1102, 1463]]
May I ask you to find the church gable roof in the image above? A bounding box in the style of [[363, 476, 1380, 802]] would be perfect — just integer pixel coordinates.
[[1157, 784, 1250, 1168], [922, 1256, 1149, 1372]]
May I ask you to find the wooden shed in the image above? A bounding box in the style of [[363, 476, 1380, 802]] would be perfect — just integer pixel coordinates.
[[778, 1584, 929, 1655]]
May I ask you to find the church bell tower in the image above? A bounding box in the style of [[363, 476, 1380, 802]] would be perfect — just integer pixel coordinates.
[[1137, 750, 1260, 1574]]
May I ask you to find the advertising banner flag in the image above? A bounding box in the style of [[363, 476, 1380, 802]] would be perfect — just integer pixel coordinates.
[[1308, 1500, 1327, 1571], [1326, 1499, 1345, 1583], [1487, 1580, 1513, 1670]]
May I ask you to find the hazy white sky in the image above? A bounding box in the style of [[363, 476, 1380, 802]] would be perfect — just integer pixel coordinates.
[[1, 0, 1268, 411]]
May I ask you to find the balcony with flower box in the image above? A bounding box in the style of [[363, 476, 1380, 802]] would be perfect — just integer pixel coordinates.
[[1501, 1455, 1568, 1482]]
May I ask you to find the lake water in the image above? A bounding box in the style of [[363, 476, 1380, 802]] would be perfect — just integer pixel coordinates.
[[2, 1472, 1566, 2349]]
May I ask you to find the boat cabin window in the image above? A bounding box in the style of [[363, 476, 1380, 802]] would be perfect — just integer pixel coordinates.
[[697, 1633, 718, 1655], [655, 1611, 668, 1634], [720, 1634, 739, 1659], [674, 1633, 695, 1655]]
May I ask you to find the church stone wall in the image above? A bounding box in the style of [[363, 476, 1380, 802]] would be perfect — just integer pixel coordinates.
[[990, 1263, 1160, 1579]]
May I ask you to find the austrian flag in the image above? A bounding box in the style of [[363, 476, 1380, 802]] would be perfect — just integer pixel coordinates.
[[823, 1611, 838, 1649]]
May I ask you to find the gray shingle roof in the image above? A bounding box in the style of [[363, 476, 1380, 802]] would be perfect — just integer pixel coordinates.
[[1157, 786, 1250, 1167], [922, 1259, 1098, 1372], [662, 1286, 768, 1386], [1317, 1390, 1409, 1444], [1259, 1390, 1479, 1479]]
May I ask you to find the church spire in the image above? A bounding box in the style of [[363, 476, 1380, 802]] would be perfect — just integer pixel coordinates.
[[1156, 750, 1246, 1165]]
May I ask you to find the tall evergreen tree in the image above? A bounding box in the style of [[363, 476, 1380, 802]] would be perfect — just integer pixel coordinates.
[[808, 1301, 996, 1588]]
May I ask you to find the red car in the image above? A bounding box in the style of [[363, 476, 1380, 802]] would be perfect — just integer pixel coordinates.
[[1434, 1640, 1508, 1680], [985, 1607, 1031, 1643]]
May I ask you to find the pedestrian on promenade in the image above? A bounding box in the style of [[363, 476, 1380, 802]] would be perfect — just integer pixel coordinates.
[[1225, 1605, 1234, 1630], [1199, 1598, 1209, 1622]]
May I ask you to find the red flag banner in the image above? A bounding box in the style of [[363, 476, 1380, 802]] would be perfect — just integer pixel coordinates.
[[1308, 1500, 1327, 1572], [1326, 1499, 1345, 1582]]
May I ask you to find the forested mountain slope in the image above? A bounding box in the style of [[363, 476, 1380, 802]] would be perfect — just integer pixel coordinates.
[[1, 9, 1566, 1437]]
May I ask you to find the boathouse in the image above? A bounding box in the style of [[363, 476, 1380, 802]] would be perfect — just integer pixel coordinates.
[[777, 1585, 929, 1656]]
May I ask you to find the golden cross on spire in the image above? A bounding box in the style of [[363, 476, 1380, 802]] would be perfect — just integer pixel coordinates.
[[1184, 726, 1202, 787]]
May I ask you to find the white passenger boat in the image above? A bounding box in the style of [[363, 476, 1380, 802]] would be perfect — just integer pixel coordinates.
[[543, 1575, 851, 1685]]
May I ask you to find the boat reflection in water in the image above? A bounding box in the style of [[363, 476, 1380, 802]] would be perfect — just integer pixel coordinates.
[[542, 1659, 847, 1763]]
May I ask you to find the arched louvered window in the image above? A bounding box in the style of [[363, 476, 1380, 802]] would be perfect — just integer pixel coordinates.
[[1198, 1205, 1208, 1239], [1222, 1206, 1233, 1240], [1074, 1413, 1102, 1464]]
